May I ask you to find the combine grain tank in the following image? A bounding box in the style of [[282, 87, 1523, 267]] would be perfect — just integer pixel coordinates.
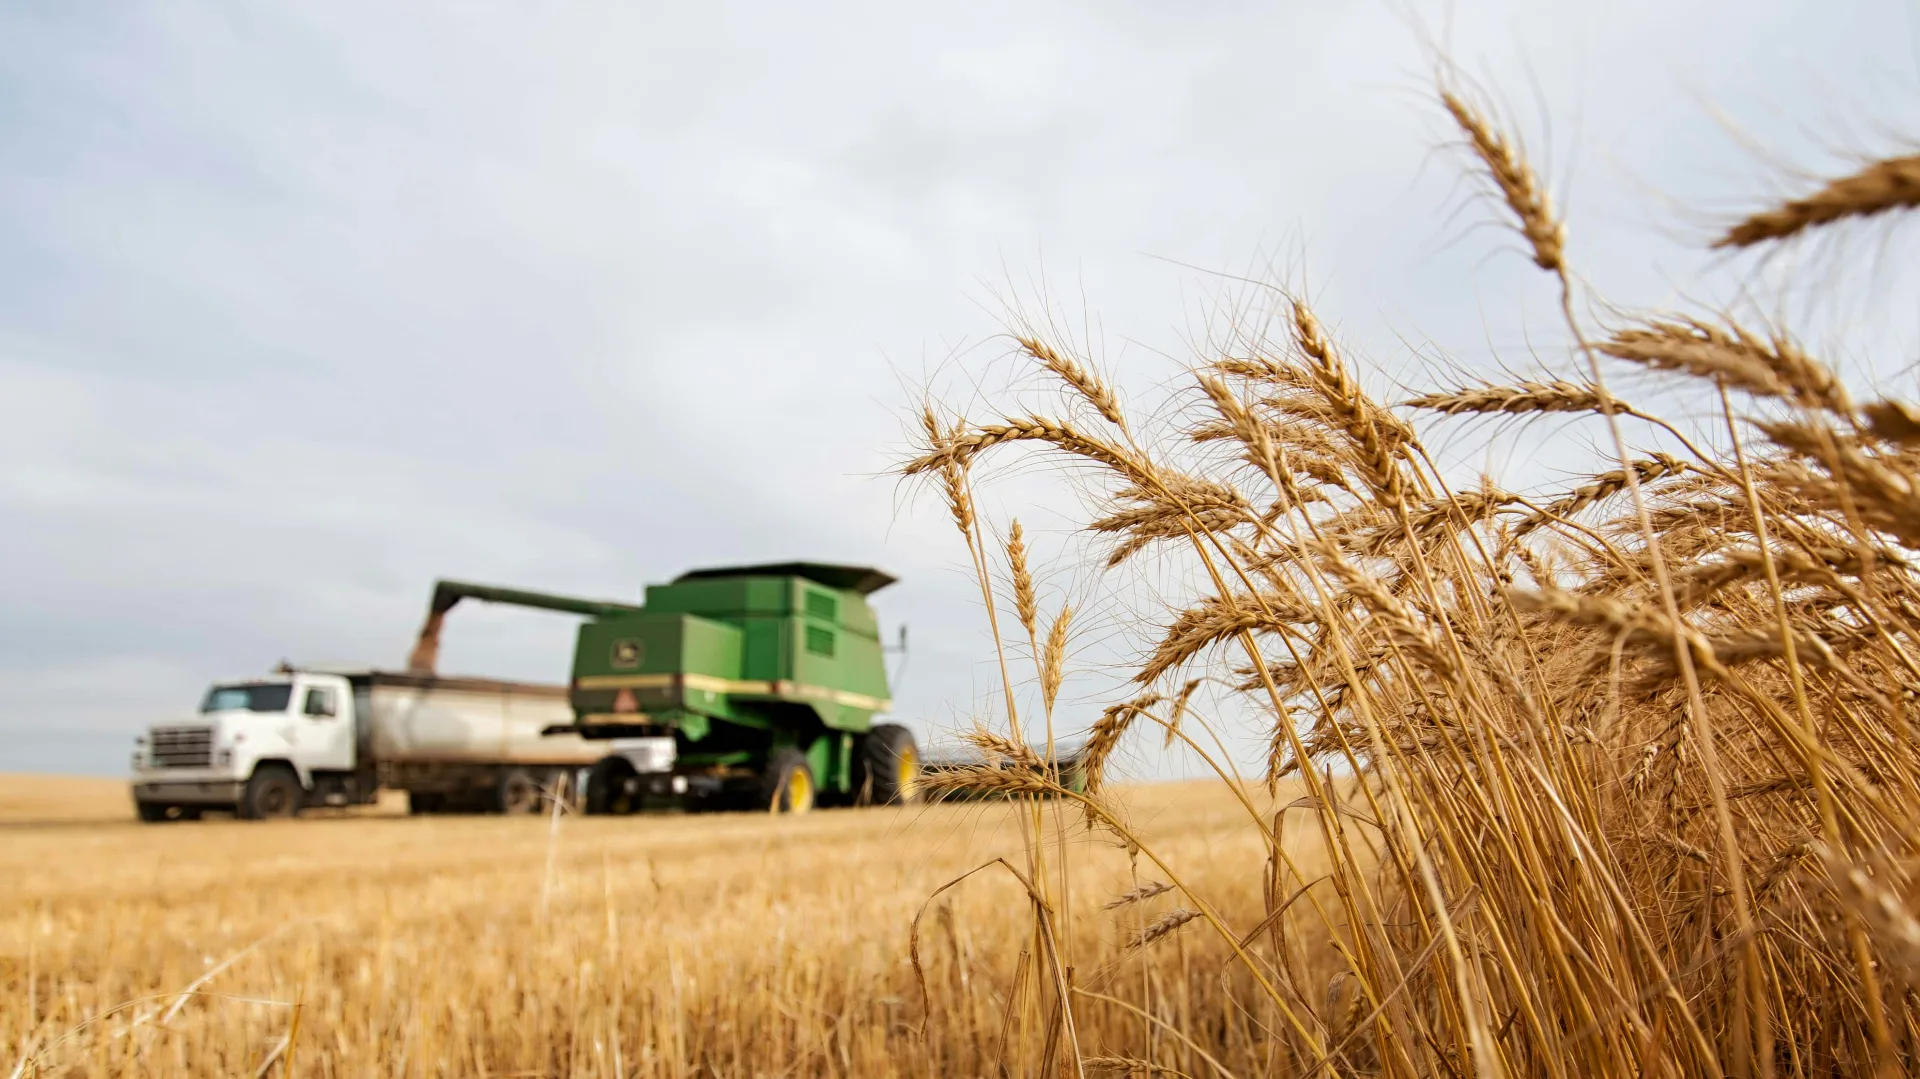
[[407, 562, 920, 814]]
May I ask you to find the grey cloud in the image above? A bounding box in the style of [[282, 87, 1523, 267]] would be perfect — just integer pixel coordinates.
[[1, 0, 1914, 778]]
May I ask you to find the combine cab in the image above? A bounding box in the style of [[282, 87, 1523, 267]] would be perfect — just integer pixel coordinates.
[[407, 562, 918, 814]]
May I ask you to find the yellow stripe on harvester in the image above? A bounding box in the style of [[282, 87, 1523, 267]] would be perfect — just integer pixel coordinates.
[[574, 673, 889, 712]]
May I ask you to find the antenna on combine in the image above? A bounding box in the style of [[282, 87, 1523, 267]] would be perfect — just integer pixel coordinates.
[[884, 623, 909, 700]]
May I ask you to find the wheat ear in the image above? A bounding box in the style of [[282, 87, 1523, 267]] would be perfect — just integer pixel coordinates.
[[1717, 155, 1920, 249]]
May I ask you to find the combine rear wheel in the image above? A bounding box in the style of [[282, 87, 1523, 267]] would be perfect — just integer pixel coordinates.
[[861, 724, 920, 805], [761, 748, 816, 815], [585, 756, 640, 815]]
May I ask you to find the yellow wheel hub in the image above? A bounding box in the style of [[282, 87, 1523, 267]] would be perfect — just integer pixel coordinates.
[[784, 767, 814, 814], [896, 748, 919, 800]]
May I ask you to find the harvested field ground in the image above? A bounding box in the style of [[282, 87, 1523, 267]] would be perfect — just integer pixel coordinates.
[[2, 773, 1325, 1078], [0, 774, 134, 825]]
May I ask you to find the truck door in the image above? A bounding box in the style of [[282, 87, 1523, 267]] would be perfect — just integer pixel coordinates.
[[297, 681, 356, 773]]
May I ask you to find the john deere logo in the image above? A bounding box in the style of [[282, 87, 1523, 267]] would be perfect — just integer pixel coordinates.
[[610, 639, 643, 669]]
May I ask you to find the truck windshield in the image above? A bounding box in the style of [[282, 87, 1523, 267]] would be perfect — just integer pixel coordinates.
[[200, 683, 294, 714]]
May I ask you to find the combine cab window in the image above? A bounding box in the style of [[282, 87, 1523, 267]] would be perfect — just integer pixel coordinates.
[[200, 683, 294, 714], [805, 625, 837, 657]]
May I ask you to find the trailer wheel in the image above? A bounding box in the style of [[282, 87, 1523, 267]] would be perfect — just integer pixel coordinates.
[[861, 724, 920, 806], [495, 768, 541, 815], [585, 756, 639, 815], [407, 791, 444, 815], [239, 764, 303, 820], [761, 748, 816, 815]]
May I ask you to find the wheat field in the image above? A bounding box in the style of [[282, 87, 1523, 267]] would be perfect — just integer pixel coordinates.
[[1, 774, 1333, 1078], [12, 48, 1920, 1079], [889, 72, 1920, 1079]]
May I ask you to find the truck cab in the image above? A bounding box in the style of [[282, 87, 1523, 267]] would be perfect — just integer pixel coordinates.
[[131, 669, 371, 821]]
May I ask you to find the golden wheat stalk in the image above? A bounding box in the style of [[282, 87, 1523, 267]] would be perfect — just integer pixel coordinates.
[[1862, 399, 1920, 445], [1079, 694, 1161, 801], [1103, 881, 1175, 911], [1600, 318, 1849, 413], [1514, 454, 1690, 536], [1289, 301, 1410, 506], [919, 403, 977, 535], [1212, 354, 1316, 389], [1825, 846, 1920, 987], [1017, 334, 1128, 429], [1041, 606, 1072, 713], [918, 764, 1056, 801], [1128, 908, 1201, 949], [961, 726, 1042, 767], [1336, 485, 1520, 557], [1083, 1055, 1185, 1076], [1404, 379, 1613, 417], [1716, 154, 1920, 249], [904, 415, 1155, 489], [1441, 89, 1566, 272], [1139, 594, 1315, 686], [1007, 521, 1039, 640]]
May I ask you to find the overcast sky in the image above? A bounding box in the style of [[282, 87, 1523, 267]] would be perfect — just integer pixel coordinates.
[[3, 1, 1915, 776]]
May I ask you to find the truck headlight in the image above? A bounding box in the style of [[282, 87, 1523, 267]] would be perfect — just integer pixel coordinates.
[[131, 751, 143, 769], [217, 748, 233, 767]]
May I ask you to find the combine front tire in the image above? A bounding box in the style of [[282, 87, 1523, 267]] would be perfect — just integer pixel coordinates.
[[238, 765, 303, 820], [761, 748, 816, 815], [861, 724, 920, 805]]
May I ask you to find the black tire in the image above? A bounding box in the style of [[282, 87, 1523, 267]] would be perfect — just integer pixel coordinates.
[[861, 724, 920, 806], [495, 768, 540, 815], [585, 756, 639, 815], [760, 747, 817, 814], [136, 801, 174, 823], [407, 791, 444, 815], [238, 764, 303, 820]]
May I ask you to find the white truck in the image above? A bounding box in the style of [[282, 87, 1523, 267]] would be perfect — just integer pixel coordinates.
[[129, 665, 612, 821]]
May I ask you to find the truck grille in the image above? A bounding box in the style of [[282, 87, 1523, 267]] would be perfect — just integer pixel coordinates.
[[149, 726, 214, 769]]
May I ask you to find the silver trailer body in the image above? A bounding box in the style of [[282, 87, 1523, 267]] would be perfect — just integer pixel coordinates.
[[363, 672, 601, 766]]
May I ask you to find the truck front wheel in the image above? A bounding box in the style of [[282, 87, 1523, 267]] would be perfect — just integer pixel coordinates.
[[239, 764, 304, 820], [761, 748, 816, 815]]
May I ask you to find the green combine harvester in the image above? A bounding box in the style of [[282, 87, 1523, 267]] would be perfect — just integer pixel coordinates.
[[404, 562, 918, 815]]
